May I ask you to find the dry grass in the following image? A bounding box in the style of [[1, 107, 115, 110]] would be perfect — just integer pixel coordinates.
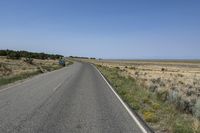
[[97, 64, 200, 133], [87, 59, 200, 114], [0, 56, 66, 86]]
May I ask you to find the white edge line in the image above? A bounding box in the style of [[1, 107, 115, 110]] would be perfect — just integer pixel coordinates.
[[53, 73, 72, 92], [53, 82, 63, 92], [93, 65, 148, 133]]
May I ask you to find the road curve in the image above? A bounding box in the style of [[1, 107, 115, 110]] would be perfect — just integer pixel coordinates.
[[0, 62, 147, 133]]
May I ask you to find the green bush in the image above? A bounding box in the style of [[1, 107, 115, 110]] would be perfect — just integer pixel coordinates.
[[24, 58, 33, 64], [143, 111, 159, 123], [7, 51, 20, 59], [130, 66, 136, 70], [152, 103, 161, 110]]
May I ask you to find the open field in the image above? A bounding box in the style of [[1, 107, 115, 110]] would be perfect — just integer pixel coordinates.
[[88, 59, 200, 114], [0, 56, 71, 86], [82, 59, 200, 133]]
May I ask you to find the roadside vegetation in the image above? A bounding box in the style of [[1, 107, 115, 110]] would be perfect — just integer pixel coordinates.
[[0, 70, 41, 86], [92, 60, 200, 119], [0, 50, 73, 87], [97, 65, 200, 133], [66, 60, 74, 66]]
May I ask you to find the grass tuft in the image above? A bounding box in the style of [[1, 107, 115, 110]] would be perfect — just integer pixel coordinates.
[[143, 111, 159, 123]]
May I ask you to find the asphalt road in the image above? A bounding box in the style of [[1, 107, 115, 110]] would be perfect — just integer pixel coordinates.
[[0, 62, 148, 133]]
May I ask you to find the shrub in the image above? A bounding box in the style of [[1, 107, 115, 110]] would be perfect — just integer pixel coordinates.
[[177, 74, 184, 77], [24, 58, 33, 64], [151, 78, 162, 84], [7, 51, 20, 59], [194, 99, 200, 119], [115, 66, 120, 69], [143, 111, 158, 123], [168, 90, 180, 104], [178, 98, 190, 112], [135, 71, 139, 76], [161, 68, 165, 72], [0, 50, 7, 56], [178, 81, 184, 85], [143, 98, 152, 105], [156, 88, 168, 101], [152, 103, 161, 110], [149, 84, 158, 92], [97, 64, 102, 67], [130, 66, 136, 70]]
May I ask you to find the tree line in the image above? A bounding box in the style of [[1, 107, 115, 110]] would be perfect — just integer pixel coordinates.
[[69, 56, 96, 60], [0, 49, 63, 60]]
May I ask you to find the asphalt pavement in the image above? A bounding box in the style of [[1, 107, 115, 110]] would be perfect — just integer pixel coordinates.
[[0, 62, 149, 133]]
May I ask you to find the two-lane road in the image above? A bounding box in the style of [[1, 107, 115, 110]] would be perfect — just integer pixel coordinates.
[[0, 62, 148, 133]]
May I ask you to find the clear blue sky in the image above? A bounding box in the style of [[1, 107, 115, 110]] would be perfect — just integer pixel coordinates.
[[0, 0, 200, 59]]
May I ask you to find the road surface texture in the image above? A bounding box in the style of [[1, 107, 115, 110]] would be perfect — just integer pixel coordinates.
[[0, 62, 149, 133]]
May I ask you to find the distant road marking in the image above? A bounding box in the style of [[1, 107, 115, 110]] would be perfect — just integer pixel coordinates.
[[93, 65, 148, 133], [53, 82, 63, 92], [53, 74, 72, 92]]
